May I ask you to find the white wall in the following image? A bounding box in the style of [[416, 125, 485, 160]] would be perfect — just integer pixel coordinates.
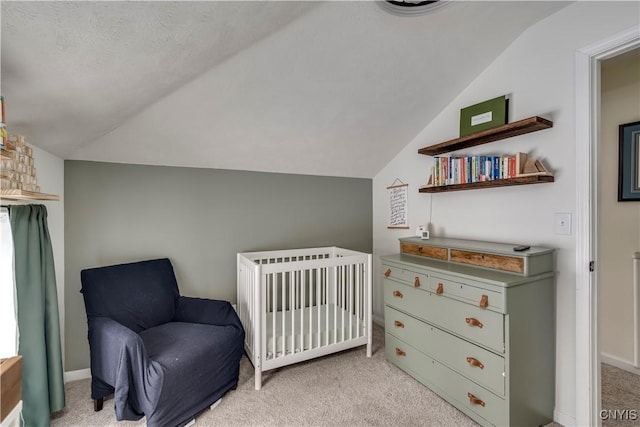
[[372, 2, 639, 425], [599, 49, 640, 366]]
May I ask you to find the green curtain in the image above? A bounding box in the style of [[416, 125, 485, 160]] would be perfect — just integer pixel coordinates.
[[10, 205, 65, 427]]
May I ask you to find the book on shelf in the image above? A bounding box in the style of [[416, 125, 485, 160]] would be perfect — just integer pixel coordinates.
[[431, 154, 519, 186], [425, 152, 553, 187], [515, 152, 528, 175]]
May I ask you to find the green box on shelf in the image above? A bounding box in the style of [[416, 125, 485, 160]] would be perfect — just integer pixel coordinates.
[[460, 95, 508, 137]]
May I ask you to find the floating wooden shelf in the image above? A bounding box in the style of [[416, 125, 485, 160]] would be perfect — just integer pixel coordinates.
[[419, 174, 554, 193], [418, 116, 553, 156], [1, 189, 60, 201]]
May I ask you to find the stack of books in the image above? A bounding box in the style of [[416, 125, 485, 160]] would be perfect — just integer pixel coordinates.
[[429, 152, 551, 187]]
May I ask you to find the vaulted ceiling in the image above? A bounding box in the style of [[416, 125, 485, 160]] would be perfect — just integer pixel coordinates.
[[1, 1, 570, 178]]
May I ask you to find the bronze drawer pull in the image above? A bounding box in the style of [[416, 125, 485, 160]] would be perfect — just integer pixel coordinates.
[[465, 317, 483, 328], [395, 348, 406, 357], [479, 294, 489, 308], [466, 357, 485, 369], [467, 392, 485, 407], [384, 268, 392, 277], [394, 320, 405, 328], [436, 283, 444, 294], [392, 290, 403, 298], [414, 276, 421, 287]]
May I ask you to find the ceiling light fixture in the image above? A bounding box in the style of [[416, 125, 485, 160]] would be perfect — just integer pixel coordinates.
[[378, 0, 450, 17]]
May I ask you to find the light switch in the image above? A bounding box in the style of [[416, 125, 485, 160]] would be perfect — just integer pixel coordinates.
[[554, 212, 572, 235]]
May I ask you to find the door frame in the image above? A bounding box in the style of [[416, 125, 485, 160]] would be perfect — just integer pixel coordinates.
[[575, 26, 640, 427]]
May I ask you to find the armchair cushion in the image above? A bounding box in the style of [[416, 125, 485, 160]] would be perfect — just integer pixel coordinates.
[[139, 321, 244, 426], [81, 258, 179, 333]]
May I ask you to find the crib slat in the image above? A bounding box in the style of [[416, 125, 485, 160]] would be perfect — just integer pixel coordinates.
[[345, 264, 348, 341], [339, 264, 343, 343], [281, 272, 286, 358], [309, 269, 314, 349], [271, 273, 276, 359], [342, 264, 346, 338], [266, 269, 271, 320], [335, 264, 339, 344], [348, 264, 352, 341], [325, 265, 330, 346], [355, 263, 361, 338], [298, 270, 302, 352], [290, 271, 295, 355], [316, 267, 321, 349]]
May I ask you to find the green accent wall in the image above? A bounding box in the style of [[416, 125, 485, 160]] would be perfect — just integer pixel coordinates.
[[64, 160, 372, 371]]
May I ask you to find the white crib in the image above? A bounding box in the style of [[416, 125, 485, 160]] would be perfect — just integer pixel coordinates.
[[237, 247, 372, 390]]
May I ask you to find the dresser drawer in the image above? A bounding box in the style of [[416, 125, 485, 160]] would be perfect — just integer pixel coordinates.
[[428, 275, 505, 313], [384, 280, 505, 353], [399, 242, 448, 260], [450, 249, 524, 274], [382, 263, 428, 289], [385, 306, 505, 396], [386, 334, 506, 427]]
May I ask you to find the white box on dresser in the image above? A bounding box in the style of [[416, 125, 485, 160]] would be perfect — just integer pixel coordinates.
[[382, 237, 555, 427]]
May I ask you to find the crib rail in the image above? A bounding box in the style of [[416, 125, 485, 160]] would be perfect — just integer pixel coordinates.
[[237, 247, 372, 390]]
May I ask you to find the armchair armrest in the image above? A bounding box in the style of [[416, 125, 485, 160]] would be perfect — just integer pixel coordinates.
[[87, 317, 162, 420], [174, 296, 243, 330], [87, 317, 147, 388]]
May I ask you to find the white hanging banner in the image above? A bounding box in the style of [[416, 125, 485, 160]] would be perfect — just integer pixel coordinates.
[[387, 179, 409, 229]]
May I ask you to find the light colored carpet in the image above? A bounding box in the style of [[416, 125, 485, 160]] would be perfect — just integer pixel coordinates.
[[51, 324, 481, 426], [601, 363, 640, 427], [51, 323, 566, 427]]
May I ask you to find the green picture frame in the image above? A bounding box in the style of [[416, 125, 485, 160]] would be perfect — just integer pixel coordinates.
[[460, 95, 508, 137]]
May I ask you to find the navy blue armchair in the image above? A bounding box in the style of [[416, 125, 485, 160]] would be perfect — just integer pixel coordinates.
[[80, 258, 244, 427]]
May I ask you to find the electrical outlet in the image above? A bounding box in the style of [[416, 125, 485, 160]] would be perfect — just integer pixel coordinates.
[[554, 212, 572, 235]]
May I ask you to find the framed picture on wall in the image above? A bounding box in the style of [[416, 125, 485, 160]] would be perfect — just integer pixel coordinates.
[[618, 120, 640, 201]]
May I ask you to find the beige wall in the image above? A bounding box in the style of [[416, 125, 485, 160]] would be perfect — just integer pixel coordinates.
[[599, 48, 640, 365]]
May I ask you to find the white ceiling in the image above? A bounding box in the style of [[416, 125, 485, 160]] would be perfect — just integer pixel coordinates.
[[1, 1, 570, 178]]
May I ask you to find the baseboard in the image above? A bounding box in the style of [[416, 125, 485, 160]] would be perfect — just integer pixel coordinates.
[[372, 314, 384, 327], [601, 352, 640, 375], [554, 408, 577, 427], [64, 368, 91, 383]]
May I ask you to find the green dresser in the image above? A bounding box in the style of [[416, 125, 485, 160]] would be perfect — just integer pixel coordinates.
[[382, 237, 555, 427]]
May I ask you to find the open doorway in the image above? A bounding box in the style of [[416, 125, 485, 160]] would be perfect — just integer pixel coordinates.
[[575, 27, 640, 427], [598, 47, 640, 425]]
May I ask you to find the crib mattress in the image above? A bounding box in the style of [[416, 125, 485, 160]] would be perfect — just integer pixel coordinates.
[[265, 304, 365, 359]]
